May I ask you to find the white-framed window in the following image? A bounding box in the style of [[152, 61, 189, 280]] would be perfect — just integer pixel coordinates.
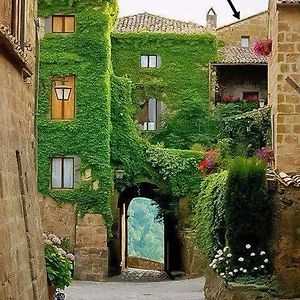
[[139, 98, 162, 131], [241, 36, 250, 48], [51, 157, 74, 189], [140, 55, 161, 68]]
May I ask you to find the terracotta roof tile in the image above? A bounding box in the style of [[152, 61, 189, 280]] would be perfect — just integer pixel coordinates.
[[115, 12, 205, 34], [267, 170, 300, 187], [215, 46, 268, 65], [277, 0, 300, 4]]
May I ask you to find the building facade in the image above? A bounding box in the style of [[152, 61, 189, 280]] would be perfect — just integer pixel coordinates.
[[268, 0, 300, 297], [0, 0, 47, 299]]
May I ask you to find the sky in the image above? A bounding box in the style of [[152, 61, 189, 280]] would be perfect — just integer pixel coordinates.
[[119, 0, 268, 27]]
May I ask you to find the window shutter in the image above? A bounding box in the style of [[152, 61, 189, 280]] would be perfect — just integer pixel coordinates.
[[138, 101, 149, 123], [44, 17, 52, 33], [52, 16, 63, 32], [65, 16, 75, 33]]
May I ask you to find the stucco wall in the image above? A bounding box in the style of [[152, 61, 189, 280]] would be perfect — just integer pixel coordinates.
[[0, 0, 48, 298]]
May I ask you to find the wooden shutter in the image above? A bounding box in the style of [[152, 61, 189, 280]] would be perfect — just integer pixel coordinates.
[[51, 76, 75, 120], [138, 101, 149, 124], [65, 16, 75, 33], [52, 16, 63, 32]]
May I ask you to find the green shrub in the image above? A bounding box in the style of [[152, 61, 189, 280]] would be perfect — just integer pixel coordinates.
[[193, 171, 228, 257], [225, 157, 272, 257]]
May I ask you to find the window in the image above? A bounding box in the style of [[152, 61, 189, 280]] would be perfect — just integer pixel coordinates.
[[11, 0, 25, 49], [51, 76, 75, 120], [241, 36, 250, 48], [52, 15, 75, 33], [139, 98, 161, 131], [51, 158, 74, 189], [140, 55, 161, 68]]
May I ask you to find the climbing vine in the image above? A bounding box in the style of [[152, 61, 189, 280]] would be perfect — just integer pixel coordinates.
[[111, 32, 219, 149]]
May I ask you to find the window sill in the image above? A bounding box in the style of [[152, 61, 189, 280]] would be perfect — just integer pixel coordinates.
[[0, 24, 33, 78]]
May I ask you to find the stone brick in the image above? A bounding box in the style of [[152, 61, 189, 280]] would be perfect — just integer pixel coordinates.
[[0, 0, 48, 298], [278, 43, 295, 53], [278, 104, 294, 113]]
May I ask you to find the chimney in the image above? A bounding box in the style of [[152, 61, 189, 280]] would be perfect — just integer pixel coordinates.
[[207, 8, 217, 30]]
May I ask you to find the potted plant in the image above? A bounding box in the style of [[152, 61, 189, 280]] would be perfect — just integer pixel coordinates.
[[43, 233, 75, 299], [252, 38, 272, 56]]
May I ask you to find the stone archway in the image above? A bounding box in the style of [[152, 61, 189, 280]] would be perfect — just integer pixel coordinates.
[[114, 182, 183, 276]]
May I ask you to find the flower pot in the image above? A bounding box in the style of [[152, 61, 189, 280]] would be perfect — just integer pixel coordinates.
[[48, 285, 56, 300]]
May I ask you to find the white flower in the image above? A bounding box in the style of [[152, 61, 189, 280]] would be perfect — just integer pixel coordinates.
[[227, 253, 232, 258], [234, 269, 238, 273], [260, 251, 266, 256], [219, 257, 224, 261], [238, 257, 244, 262], [253, 267, 258, 271], [229, 272, 233, 276], [239, 268, 244, 271], [217, 250, 223, 255], [250, 252, 256, 257], [226, 261, 229, 264], [264, 259, 269, 263], [245, 244, 251, 249], [224, 246, 229, 251], [212, 259, 217, 264], [260, 265, 265, 269], [212, 265, 217, 269], [220, 273, 225, 276], [215, 254, 220, 259], [243, 269, 247, 273]]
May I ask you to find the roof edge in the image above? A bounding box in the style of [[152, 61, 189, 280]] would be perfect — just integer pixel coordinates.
[[216, 10, 268, 30]]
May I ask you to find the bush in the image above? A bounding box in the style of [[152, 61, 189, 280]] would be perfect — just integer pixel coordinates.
[[225, 158, 272, 257], [44, 233, 75, 289], [193, 171, 228, 257]]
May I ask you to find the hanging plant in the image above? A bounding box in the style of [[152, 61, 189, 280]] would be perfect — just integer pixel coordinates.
[[252, 39, 272, 56]]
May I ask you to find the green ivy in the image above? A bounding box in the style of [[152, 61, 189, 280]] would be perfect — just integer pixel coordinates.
[[193, 171, 228, 257], [111, 32, 219, 149], [37, 4, 116, 228]]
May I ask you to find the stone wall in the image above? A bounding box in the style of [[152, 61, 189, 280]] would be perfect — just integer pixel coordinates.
[[41, 199, 109, 281], [205, 271, 275, 300], [127, 257, 164, 271], [273, 185, 300, 298], [217, 11, 268, 47], [0, 0, 48, 299], [269, 1, 300, 172]]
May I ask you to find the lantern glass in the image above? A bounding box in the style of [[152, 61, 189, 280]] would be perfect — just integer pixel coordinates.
[[55, 85, 72, 101], [259, 99, 265, 108]]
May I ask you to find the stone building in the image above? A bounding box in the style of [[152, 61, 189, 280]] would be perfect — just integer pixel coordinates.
[[213, 12, 269, 105], [268, 0, 300, 297], [0, 0, 47, 299]]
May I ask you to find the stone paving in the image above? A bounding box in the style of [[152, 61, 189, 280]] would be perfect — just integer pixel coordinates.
[[65, 276, 205, 300], [120, 268, 169, 282]]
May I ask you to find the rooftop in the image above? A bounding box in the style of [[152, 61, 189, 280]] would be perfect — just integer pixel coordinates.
[[214, 46, 268, 66], [277, 0, 300, 4], [115, 12, 205, 34], [267, 170, 300, 188]]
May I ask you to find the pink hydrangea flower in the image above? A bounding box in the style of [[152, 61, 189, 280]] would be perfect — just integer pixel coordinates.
[[44, 239, 53, 245], [58, 248, 67, 256], [66, 253, 75, 261], [48, 233, 58, 240], [52, 237, 61, 245]]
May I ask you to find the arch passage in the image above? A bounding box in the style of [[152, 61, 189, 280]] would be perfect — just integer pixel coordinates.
[[110, 182, 183, 276]]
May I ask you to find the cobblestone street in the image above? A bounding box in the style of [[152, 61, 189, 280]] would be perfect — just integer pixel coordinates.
[[65, 277, 205, 300]]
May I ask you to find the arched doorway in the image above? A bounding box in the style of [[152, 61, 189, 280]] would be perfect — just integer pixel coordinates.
[[127, 197, 164, 270], [116, 182, 183, 275]]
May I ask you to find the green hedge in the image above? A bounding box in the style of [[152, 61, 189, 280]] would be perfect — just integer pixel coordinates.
[[225, 157, 272, 256]]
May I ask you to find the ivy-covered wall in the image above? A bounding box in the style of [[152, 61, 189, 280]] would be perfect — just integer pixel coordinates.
[[37, 0, 118, 227], [111, 32, 219, 149]]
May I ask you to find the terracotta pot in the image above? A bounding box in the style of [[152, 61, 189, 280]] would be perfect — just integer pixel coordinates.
[[262, 40, 272, 55], [48, 285, 56, 300]]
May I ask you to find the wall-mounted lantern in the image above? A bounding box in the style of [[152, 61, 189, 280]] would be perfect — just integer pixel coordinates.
[[54, 84, 72, 101], [259, 99, 266, 108], [115, 169, 125, 181]]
